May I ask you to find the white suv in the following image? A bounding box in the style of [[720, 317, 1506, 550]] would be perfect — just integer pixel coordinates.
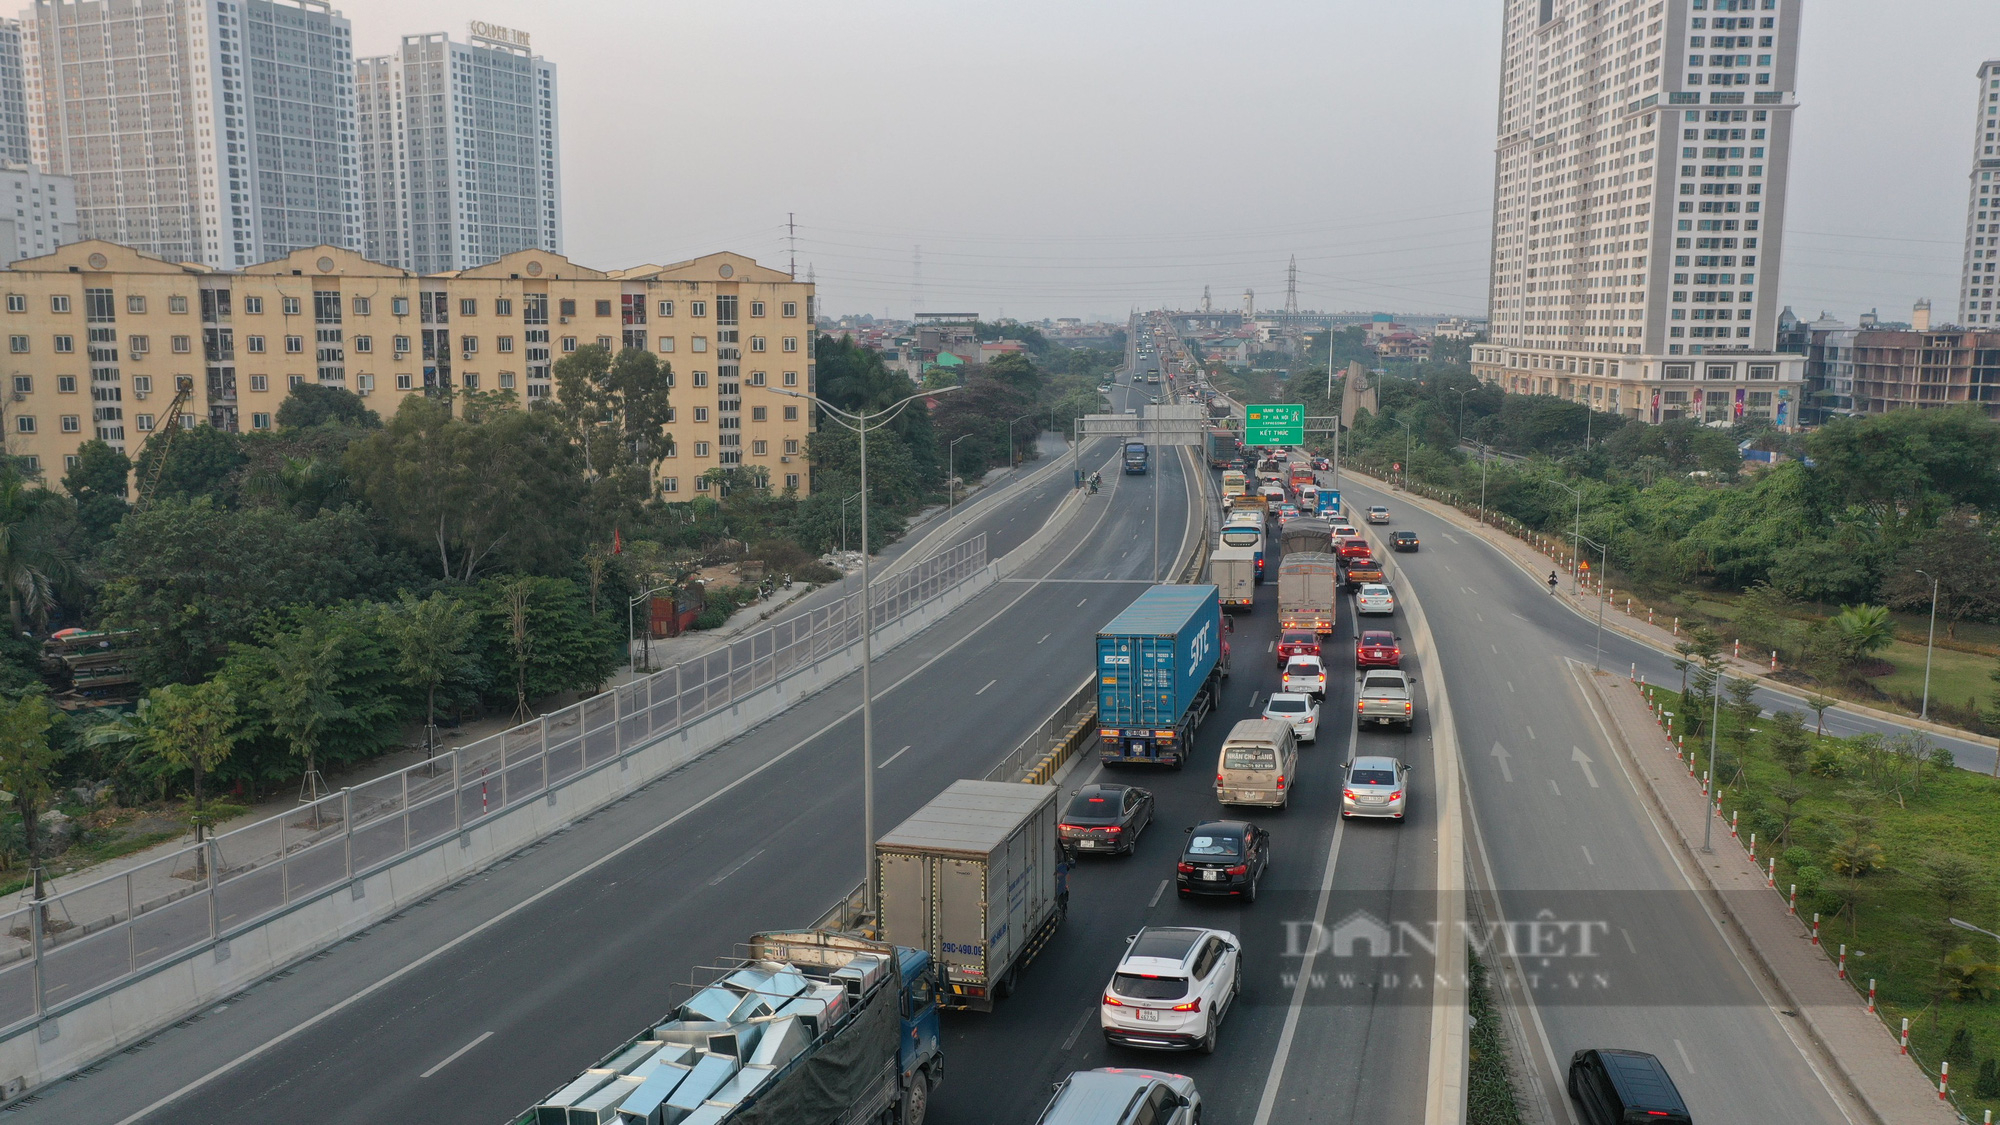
[[1102, 926, 1242, 1053], [1282, 655, 1327, 698]]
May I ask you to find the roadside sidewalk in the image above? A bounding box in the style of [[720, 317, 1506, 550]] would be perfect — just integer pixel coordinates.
[[1581, 666, 1958, 1125], [1349, 468, 2000, 755]]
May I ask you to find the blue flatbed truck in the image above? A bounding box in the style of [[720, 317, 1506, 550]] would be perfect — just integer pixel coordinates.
[[515, 929, 941, 1125], [1096, 585, 1224, 768]]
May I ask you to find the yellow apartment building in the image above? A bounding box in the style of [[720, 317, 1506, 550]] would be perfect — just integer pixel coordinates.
[[0, 241, 817, 496]]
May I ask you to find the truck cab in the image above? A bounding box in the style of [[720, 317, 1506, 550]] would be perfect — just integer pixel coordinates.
[[1124, 441, 1150, 474], [897, 946, 943, 1088]]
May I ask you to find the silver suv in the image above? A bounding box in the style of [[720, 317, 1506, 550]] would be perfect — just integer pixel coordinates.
[[1036, 1068, 1202, 1125]]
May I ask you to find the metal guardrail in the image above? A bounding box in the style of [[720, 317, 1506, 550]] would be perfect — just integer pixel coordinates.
[[0, 536, 990, 1037], [986, 675, 1099, 786]]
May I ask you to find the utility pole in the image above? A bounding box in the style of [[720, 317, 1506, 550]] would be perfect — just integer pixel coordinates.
[[787, 212, 797, 280]]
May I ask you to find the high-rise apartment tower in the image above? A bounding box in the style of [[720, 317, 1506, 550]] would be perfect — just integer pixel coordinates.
[[1958, 59, 2000, 327], [357, 25, 560, 274], [1472, 0, 1808, 430], [22, 0, 358, 268]]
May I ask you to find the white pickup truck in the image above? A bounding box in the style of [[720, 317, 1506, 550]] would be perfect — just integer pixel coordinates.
[[1357, 669, 1416, 731]]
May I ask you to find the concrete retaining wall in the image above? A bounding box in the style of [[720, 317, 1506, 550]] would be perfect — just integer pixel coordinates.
[[0, 563, 1000, 1096]]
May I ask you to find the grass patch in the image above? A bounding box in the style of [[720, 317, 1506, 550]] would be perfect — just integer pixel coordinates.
[[1652, 685, 2000, 1120], [1468, 948, 1526, 1125], [64, 828, 184, 867]]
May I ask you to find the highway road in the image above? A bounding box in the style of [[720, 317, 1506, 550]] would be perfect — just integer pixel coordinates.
[[14, 373, 1188, 1124], [1333, 471, 1860, 1124]]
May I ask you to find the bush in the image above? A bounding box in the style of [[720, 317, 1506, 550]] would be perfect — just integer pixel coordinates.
[[1976, 1057, 1999, 1098], [1946, 1025, 1977, 1066], [1794, 863, 1825, 899], [1782, 846, 1814, 872]]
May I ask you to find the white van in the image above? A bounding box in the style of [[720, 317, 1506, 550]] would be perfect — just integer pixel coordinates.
[[1215, 719, 1298, 809]]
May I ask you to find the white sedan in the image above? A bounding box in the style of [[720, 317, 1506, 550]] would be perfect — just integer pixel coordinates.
[[1366, 505, 1391, 524], [1262, 692, 1320, 743], [1354, 584, 1396, 616]]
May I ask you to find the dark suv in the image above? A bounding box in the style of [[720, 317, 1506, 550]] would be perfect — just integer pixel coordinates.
[[1566, 1049, 1691, 1125]]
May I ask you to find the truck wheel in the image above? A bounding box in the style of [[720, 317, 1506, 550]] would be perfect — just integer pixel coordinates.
[[899, 1068, 931, 1125]]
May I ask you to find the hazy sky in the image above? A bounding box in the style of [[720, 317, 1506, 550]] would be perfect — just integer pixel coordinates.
[[342, 1, 2000, 323]]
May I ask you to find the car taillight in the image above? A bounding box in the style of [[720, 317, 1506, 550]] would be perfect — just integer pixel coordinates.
[[1389, 791, 1403, 801], [1177, 862, 1195, 874], [1105, 826, 1122, 834], [1103, 993, 1124, 1007], [1276, 775, 1286, 790], [1357, 701, 1366, 713], [1059, 824, 1078, 832], [1170, 997, 1202, 1012], [1225, 864, 1248, 876], [1343, 788, 1357, 800], [1405, 701, 1413, 713], [1216, 773, 1224, 787]]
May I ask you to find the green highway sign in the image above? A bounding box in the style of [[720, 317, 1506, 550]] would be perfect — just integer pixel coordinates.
[[1244, 403, 1304, 446]]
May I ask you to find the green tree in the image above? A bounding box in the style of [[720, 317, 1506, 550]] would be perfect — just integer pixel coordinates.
[[1830, 604, 1894, 666], [1769, 780, 1806, 845], [98, 499, 406, 684], [110, 682, 240, 838], [0, 692, 56, 860], [1767, 711, 1811, 780], [62, 438, 132, 545], [1880, 510, 2000, 641], [1803, 694, 1837, 736], [471, 575, 619, 715], [133, 423, 248, 505], [1806, 406, 2000, 536], [345, 396, 590, 581], [380, 592, 483, 758], [275, 383, 381, 430], [550, 343, 677, 518], [0, 469, 75, 632], [219, 606, 408, 796]]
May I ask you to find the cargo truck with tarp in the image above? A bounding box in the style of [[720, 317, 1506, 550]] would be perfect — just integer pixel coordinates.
[[515, 929, 941, 1125]]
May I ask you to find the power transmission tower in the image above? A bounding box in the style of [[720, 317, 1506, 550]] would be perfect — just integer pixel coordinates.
[[787, 212, 797, 279], [1286, 256, 1299, 317]]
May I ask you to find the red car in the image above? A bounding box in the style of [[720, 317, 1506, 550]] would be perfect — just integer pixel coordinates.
[[1277, 629, 1321, 667], [1356, 630, 1402, 669]]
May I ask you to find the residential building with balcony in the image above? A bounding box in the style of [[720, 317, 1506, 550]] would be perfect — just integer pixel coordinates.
[[1959, 59, 2000, 327], [0, 242, 814, 495]]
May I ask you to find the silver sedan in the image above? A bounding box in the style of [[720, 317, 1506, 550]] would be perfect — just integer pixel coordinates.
[[1341, 755, 1411, 821]]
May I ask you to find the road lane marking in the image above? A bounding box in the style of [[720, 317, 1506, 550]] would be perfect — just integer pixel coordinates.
[[1491, 644, 1498, 654], [1038, 633, 1049, 644], [976, 679, 996, 695], [1674, 1038, 1696, 1074], [1266, 641, 1275, 652], [1061, 1006, 1097, 1052], [1549, 779, 1562, 797], [1507, 681, 1514, 693], [1077, 597, 1088, 606], [1525, 724, 1536, 739], [421, 1031, 493, 1078], [1249, 691, 1263, 710], [1571, 746, 1600, 788], [707, 848, 766, 886], [1149, 879, 1168, 908], [103, 480, 1154, 1125], [877, 746, 911, 769], [1581, 846, 1594, 865], [1475, 611, 1484, 622]]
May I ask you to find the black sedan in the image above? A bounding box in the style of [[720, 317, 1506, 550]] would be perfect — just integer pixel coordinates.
[[1390, 530, 1420, 552], [1059, 784, 1155, 857], [1176, 821, 1270, 901]]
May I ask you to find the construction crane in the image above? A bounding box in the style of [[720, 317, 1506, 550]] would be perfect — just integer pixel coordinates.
[[135, 375, 196, 508]]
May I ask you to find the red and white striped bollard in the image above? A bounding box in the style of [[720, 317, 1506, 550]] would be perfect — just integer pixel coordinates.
[[1900, 1017, 1910, 1054], [1767, 857, 1776, 887], [1811, 913, 1820, 946], [1867, 978, 1875, 1013], [1788, 884, 1797, 915], [1837, 943, 1846, 980], [1940, 1060, 1949, 1101]]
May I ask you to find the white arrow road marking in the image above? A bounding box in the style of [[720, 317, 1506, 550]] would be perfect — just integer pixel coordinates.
[[1490, 742, 1513, 783], [1571, 745, 1600, 788]]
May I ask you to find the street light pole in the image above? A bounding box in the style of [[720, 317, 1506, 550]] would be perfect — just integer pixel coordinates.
[[763, 383, 962, 921], [840, 490, 862, 554], [1478, 443, 1489, 523], [1450, 387, 1470, 443], [1578, 534, 1610, 671], [1915, 567, 1939, 721], [1545, 479, 1585, 594], [626, 582, 676, 675], [947, 433, 971, 519], [1700, 663, 1721, 854]]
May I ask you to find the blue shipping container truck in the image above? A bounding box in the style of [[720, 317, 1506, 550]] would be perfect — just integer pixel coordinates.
[[1123, 441, 1150, 474], [1096, 585, 1223, 767]]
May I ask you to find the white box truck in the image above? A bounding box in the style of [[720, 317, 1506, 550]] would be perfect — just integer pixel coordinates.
[[1210, 545, 1257, 610], [876, 780, 1068, 1012]]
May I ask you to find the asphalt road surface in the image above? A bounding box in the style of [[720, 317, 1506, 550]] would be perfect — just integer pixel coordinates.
[[18, 425, 1187, 1125], [1333, 471, 1856, 1125]]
